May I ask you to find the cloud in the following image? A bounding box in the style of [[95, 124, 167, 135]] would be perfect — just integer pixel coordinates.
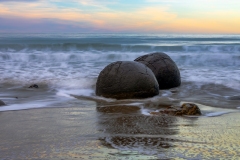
[[0, 5, 178, 33], [0, 1, 240, 33], [0, 16, 103, 33]]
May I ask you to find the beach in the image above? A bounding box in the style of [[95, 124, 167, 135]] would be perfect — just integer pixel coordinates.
[[0, 103, 239, 159], [0, 33, 240, 159]]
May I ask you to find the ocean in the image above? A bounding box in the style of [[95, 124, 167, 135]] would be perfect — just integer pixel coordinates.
[[0, 33, 240, 159], [1, 33, 240, 112]]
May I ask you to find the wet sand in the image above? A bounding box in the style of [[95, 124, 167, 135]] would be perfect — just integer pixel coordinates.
[[0, 103, 240, 160]]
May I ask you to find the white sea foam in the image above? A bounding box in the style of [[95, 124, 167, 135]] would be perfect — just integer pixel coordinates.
[[1, 51, 240, 92], [160, 90, 172, 97], [56, 91, 75, 98], [185, 102, 239, 117], [56, 89, 94, 98], [0, 101, 57, 112], [205, 111, 235, 117], [141, 108, 151, 116]]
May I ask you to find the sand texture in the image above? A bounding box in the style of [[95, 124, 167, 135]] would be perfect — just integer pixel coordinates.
[[0, 104, 240, 159]]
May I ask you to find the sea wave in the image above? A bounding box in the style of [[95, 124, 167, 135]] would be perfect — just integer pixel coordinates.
[[0, 43, 240, 53], [1, 50, 240, 67]]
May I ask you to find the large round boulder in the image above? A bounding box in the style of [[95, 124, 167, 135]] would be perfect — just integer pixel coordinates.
[[134, 52, 181, 89], [96, 61, 159, 99]]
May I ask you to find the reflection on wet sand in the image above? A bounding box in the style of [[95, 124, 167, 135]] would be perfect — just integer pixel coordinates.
[[69, 94, 240, 159], [96, 101, 180, 156], [97, 105, 141, 114], [96, 103, 240, 159], [1, 92, 239, 159]]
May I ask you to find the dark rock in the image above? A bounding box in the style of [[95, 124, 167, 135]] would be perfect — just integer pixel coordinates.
[[134, 52, 181, 89], [29, 84, 39, 88], [96, 61, 159, 99], [0, 100, 6, 106], [151, 103, 201, 116], [180, 103, 201, 115]]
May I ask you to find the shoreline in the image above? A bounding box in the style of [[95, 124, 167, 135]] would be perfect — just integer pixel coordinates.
[[0, 105, 239, 159]]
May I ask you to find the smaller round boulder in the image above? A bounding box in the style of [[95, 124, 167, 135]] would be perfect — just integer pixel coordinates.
[[134, 52, 181, 89], [96, 61, 159, 99]]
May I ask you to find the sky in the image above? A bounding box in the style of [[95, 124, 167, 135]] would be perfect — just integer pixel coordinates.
[[0, 0, 240, 33]]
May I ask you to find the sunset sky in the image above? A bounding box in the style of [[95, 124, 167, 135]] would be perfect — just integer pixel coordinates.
[[0, 0, 240, 33]]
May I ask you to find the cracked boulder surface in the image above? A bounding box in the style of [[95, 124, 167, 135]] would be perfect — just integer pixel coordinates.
[[0, 100, 6, 106], [96, 61, 159, 99], [134, 52, 181, 89]]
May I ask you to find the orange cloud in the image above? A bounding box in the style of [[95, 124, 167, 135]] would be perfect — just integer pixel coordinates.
[[0, 4, 10, 13], [0, 2, 240, 33], [81, 7, 177, 31], [167, 11, 240, 33]]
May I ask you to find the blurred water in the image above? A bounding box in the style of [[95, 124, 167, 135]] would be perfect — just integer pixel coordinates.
[[0, 33, 240, 111]]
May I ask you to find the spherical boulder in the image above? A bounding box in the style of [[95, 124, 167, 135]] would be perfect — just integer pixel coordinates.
[[96, 61, 159, 99], [134, 52, 181, 89]]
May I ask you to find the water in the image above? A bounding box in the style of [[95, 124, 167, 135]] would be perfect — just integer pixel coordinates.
[[1, 33, 240, 159], [1, 33, 240, 111]]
